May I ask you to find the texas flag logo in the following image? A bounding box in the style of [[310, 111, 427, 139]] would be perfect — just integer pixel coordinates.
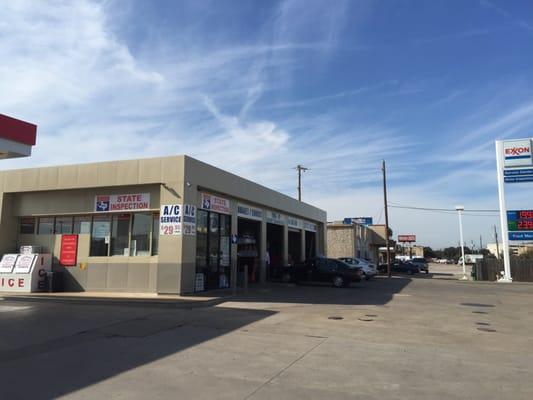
[[96, 196, 110, 212]]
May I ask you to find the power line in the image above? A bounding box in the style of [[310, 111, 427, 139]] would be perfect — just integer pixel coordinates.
[[388, 203, 499, 213]]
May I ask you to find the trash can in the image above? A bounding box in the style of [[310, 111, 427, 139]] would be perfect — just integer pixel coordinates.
[[46, 271, 64, 292]]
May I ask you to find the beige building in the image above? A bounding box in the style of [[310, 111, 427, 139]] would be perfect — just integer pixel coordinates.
[[326, 221, 389, 264], [0, 155, 326, 294]]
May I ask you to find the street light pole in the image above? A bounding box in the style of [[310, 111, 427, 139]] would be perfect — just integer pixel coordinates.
[[382, 160, 391, 278], [455, 205, 468, 280]]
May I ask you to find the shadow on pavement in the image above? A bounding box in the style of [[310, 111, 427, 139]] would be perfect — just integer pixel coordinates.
[[0, 276, 412, 399]]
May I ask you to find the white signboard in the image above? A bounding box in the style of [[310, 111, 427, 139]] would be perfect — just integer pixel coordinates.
[[287, 216, 302, 229], [200, 193, 231, 215], [95, 193, 150, 212], [237, 203, 263, 221], [0, 254, 18, 274], [160, 204, 182, 235], [303, 221, 317, 232], [266, 211, 285, 225], [182, 204, 197, 235], [503, 139, 532, 167], [14, 254, 37, 274]]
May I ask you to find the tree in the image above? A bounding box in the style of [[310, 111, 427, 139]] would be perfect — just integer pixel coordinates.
[[423, 247, 437, 259]]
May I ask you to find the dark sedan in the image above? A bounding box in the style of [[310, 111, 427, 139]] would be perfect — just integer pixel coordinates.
[[378, 260, 420, 275], [282, 257, 363, 287]]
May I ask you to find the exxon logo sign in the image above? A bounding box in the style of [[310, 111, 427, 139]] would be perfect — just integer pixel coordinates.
[[503, 139, 532, 167]]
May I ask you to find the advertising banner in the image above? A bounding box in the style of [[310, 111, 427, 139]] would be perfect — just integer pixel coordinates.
[[95, 193, 150, 212], [182, 204, 197, 235], [287, 216, 302, 229], [266, 211, 285, 225], [60, 234, 78, 266], [343, 217, 373, 225], [200, 193, 230, 214], [398, 234, 416, 242], [160, 204, 182, 235], [237, 203, 263, 221], [303, 221, 317, 232]]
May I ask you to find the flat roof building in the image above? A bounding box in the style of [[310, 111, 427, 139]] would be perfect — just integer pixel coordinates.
[[0, 155, 326, 294]]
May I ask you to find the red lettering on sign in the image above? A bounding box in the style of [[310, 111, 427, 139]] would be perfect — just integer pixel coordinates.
[[505, 147, 530, 155], [8, 279, 14, 287], [18, 278, 24, 287]]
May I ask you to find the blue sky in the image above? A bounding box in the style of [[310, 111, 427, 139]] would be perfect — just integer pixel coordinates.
[[1, 0, 533, 248]]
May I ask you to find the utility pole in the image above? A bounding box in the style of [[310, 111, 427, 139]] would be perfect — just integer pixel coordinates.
[[295, 164, 308, 202], [382, 160, 391, 278], [494, 224, 500, 259], [480, 235, 483, 252]]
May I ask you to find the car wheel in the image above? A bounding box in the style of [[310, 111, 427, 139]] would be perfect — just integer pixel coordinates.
[[332, 275, 345, 288], [281, 272, 292, 283]]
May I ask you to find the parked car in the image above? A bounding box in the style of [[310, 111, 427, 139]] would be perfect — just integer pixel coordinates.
[[378, 260, 420, 275], [410, 257, 429, 274], [338, 257, 377, 280], [282, 257, 363, 287]]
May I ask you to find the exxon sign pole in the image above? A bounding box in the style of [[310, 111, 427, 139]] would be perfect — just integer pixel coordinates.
[[495, 140, 512, 282]]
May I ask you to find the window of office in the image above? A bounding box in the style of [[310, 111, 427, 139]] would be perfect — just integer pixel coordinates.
[[111, 214, 130, 256], [152, 213, 159, 255], [90, 215, 111, 256], [55, 216, 73, 234], [131, 213, 151, 256], [37, 217, 54, 235], [73, 216, 92, 234], [19, 217, 36, 234]]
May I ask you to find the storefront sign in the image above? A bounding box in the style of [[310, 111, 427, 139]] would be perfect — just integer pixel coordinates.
[[160, 204, 182, 235], [503, 139, 532, 167], [266, 211, 285, 225], [287, 216, 302, 229], [95, 193, 150, 212], [0, 254, 18, 274], [60, 234, 78, 266], [201, 193, 230, 214], [238, 203, 263, 220], [182, 204, 197, 235], [303, 221, 317, 232]]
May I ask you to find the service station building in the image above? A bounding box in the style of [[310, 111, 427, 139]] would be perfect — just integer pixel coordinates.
[[0, 155, 326, 294]]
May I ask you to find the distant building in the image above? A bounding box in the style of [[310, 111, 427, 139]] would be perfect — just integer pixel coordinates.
[[326, 221, 394, 264], [486, 242, 533, 258]]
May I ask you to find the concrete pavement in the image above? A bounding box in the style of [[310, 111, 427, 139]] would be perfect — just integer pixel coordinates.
[[0, 274, 532, 399]]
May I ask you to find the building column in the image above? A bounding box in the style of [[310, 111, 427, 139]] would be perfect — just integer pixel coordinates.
[[231, 205, 238, 290], [260, 218, 267, 283], [300, 228, 306, 262], [282, 224, 289, 266]]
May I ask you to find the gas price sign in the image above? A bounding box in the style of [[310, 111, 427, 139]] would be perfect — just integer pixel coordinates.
[[507, 210, 533, 231]]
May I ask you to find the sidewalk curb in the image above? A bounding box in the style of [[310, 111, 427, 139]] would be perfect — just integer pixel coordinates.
[[0, 294, 233, 308]]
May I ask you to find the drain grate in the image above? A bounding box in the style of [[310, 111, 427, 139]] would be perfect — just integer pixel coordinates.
[[358, 318, 374, 322], [328, 316, 343, 320], [476, 322, 491, 326], [477, 327, 497, 332], [472, 311, 488, 314], [365, 314, 377, 317]]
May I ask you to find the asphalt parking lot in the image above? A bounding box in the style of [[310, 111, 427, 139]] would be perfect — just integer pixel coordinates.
[[1, 264, 532, 400]]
